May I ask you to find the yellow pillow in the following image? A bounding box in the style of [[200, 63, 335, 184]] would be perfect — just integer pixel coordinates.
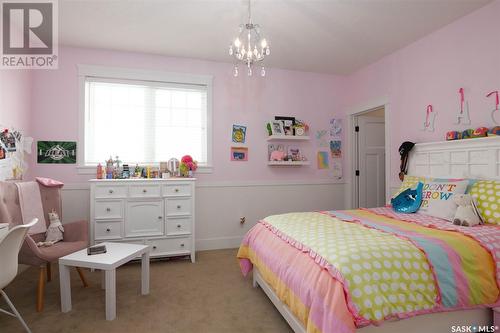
[[469, 180, 500, 225], [392, 175, 429, 198]]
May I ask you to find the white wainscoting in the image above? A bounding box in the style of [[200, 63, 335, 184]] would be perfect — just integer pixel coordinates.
[[61, 181, 347, 251]]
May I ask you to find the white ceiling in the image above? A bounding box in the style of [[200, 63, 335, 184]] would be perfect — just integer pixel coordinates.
[[59, 0, 492, 75]]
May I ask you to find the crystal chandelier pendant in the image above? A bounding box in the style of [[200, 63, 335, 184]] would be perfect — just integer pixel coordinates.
[[228, 0, 269, 78]]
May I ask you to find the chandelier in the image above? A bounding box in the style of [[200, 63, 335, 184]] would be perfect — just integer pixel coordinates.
[[229, 0, 270, 77]]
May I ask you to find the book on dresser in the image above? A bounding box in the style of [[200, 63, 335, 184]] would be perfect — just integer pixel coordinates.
[[89, 178, 196, 262]]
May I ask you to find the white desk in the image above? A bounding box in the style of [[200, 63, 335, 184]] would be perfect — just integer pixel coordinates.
[[0, 223, 8, 241], [59, 242, 150, 320]]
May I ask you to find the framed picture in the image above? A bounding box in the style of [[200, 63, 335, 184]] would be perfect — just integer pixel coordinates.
[[330, 140, 342, 158], [232, 124, 247, 144], [230, 147, 248, 161], [37, 141, 77, 164], [275, 116, 296, 135], [0, 130, 16, 152], [287, 146, 301, 161], [270, 121, 285, 136]]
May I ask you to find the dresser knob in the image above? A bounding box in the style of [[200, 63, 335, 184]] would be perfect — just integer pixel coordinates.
[[106, 208, 111, 212], [158, 216, 162, 220], [109, 189, 113, 194], [143, 189, 147, 193], [153, 246, 157, 250], [177, 205, 181, 209], [177, 224, 181, 228], [180, 243, 185, 247], [106, 228, 111, 232], [174, 188, 179, 192]]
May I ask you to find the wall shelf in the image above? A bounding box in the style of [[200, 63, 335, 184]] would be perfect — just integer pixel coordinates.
[[266, 135, 310, 141], [267, 161, 310, 166]]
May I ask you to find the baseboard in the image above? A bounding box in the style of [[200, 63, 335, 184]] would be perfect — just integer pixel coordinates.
[[196, 236, 243, 251]]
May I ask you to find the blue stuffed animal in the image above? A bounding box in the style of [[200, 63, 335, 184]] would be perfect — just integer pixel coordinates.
[[391, 182, 424, 213]]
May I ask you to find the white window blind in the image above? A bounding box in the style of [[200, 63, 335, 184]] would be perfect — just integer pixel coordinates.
[[84, 78, 208, 166]]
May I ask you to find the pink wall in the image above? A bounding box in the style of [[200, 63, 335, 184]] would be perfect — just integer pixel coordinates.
[[0, 70, 32, 134], [344, 0, 500, 188], [0, 70, 32, 179], [26, 0, 500, 186], [30, 47, 345, 183]]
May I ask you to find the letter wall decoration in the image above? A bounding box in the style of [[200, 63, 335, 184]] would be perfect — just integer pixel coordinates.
[[454, 88, 471, 125], [422, 104, 436, 132], [486, 90, 499, 124]]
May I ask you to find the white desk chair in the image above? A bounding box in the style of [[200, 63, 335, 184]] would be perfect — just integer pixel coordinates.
[[0, 219, 37, 333]]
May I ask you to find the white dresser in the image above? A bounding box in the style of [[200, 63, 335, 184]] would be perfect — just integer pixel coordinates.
[[89, 178, 195, 262]]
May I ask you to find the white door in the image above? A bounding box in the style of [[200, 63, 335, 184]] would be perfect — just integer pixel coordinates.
[[357, 116, 385, 208], [125, 200, 164, 237]]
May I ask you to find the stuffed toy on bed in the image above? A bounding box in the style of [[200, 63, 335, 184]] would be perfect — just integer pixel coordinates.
[[452, 194, 483, 227], [37, 210, 65, 247]]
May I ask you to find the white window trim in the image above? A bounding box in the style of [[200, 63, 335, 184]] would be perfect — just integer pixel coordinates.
[[77, 64, 213, 175]]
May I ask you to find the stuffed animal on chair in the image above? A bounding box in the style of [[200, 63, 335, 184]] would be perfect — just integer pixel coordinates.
[[452, 194, 483, 227], [36, 210, 64, 247]]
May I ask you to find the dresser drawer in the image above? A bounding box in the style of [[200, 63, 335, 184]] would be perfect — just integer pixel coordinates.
[[94, 185, 127, 199], [94, 200, 124, 219], [146, 237, 191, 256], [166, 198, 192, 217], [163, 183, 192, 197], [94, 221, 123, 240], [166, 217, 192, 236], [129, 184, 161, 198]]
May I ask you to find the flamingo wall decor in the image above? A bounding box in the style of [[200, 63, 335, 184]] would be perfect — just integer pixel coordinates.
[[486, 90, 499, 124], [454, 88, 471, 125]]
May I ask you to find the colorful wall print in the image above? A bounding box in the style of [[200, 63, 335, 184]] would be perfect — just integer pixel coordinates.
[[37, 141, 77, 164], [0, 130, 16, 152], [317, 151, 329, 169], [230, 146, 248, 161], [330, 140, 342, 158], [232, 124, 247, 144], [330, 118, 342, 138], [315, 130, 328, 147]]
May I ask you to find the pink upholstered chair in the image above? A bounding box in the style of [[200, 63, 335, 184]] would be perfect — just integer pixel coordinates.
[[0, 181, 89, 312]]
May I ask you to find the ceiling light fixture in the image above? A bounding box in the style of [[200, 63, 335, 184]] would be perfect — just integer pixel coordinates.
[[229, 0, 270, 77]]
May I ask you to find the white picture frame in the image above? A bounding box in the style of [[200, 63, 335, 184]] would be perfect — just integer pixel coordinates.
[[270, 121, 284, 135]]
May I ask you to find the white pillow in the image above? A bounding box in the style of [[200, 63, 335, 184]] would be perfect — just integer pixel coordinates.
[[419, 179, 469, 221]]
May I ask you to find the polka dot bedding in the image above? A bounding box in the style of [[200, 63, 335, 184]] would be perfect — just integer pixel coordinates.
[[469, 180, 500, 225], [261, 210, 500, 327]]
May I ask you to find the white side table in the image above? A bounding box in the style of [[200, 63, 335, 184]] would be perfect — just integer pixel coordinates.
[[59, 242, 150, 321], [0, 223, 8, 242]]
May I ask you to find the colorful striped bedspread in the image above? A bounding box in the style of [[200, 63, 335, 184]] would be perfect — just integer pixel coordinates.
[[237, 208, 500, 333]]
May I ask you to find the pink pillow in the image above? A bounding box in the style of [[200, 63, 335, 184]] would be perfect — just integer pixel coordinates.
[[36, 177, 64, 188]]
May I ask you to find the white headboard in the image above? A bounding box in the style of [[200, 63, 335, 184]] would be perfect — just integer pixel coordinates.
[[408, 136, 500, 180]]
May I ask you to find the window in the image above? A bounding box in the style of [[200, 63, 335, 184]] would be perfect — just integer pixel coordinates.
[[79, 66, 212, 172]]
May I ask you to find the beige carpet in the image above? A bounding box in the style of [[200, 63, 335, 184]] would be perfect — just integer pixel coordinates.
[[0, 249, 292, 333]]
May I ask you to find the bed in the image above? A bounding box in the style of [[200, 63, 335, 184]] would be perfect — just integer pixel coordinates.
[[238, 136, 500, 333]]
